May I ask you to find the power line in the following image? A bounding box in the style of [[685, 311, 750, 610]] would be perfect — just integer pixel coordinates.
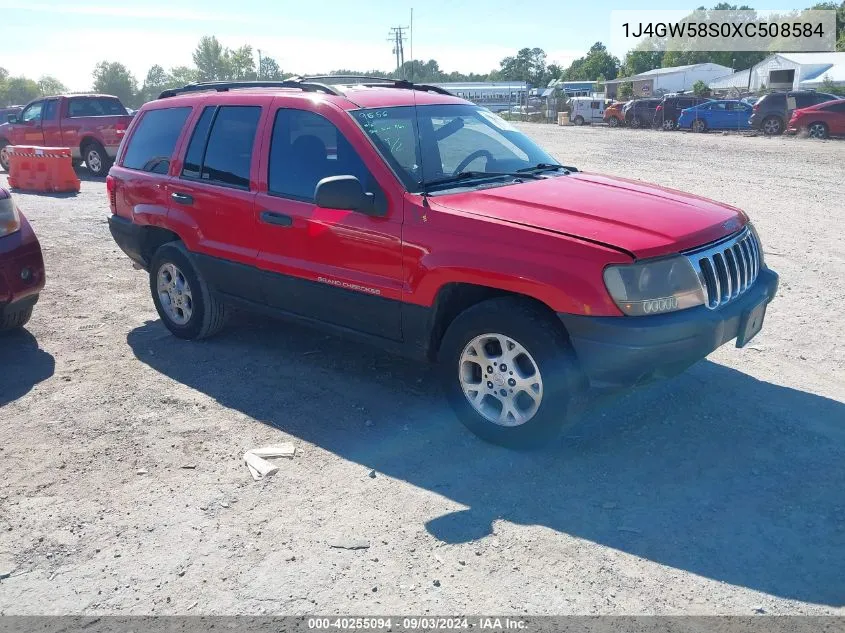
[[387, 26, 408, 78]]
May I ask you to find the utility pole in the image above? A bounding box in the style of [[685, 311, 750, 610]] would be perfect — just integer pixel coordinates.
[[257, 49, 263, 79], [387, 26, 408, 79]]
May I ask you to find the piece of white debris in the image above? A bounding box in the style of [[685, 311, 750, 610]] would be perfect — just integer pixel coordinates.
[[136, 468, 148, 475], [328, 539, 370, 550], [243, 443, 296, 480]]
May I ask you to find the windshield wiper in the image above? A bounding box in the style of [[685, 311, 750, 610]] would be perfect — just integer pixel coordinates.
[[517, 163, 570, 174], [422, 170, 541, 193]]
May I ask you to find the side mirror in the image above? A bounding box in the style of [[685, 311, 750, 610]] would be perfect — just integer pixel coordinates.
[[7, 115, 18, 124], [314, 175, 384, 217]]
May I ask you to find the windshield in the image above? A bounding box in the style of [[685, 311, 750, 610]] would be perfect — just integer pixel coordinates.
[[352, 104, 560, 193]]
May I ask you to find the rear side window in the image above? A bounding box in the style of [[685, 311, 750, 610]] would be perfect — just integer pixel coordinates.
[[43, 100, 59, 121], [180, 106, 261, 189], [68, 97, 127, 117], [823, 101, 845, 112], [793, 93, 815, 108], [122, 107, 191, 174]]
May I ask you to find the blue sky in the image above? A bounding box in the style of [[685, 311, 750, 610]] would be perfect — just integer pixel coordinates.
[[1, 0, 807, 90]]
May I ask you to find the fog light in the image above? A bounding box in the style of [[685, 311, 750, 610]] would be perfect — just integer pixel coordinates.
[[20, 267, 31, 281]]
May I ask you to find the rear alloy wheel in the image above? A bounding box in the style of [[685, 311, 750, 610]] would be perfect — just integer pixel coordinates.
[[149, 242, 226, 340], [761, 116, 783, 136], [629, 117, 642, 129], [607, 116, 620, 128], [0, 143, 10, 172], [83, 142, 110, 177], [692, 118, 708, 133], [807, 122, 828, 139], [439, 297, 580, 448], [662, 117, 676, 130]]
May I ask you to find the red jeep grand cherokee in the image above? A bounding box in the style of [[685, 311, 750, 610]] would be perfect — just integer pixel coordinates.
[[1, 187, 45, 330], [107, 78, 778, 447]]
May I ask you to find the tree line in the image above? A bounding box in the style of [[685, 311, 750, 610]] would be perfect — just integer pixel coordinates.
[[1, 1, 842, 108]]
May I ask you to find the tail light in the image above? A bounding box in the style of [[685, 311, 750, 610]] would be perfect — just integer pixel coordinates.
[[656, 104, 663, 112], [106, 175, 117, 214], [752, 103, 759, 112], [115, 121, 127, 136]]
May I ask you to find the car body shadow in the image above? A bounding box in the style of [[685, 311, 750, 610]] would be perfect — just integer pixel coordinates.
[[0, 328, 55, 406], [127, 314, 845, 606]]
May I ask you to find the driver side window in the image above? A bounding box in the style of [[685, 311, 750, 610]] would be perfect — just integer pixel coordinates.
[[21, 102, 44, 123]]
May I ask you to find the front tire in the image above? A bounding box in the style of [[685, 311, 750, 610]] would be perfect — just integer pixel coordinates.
[[0, 141, 10, 172], [0, 305, 33, 331], [149, 242, 226, 340], [662, 117, 676, 130], [83, 142, 111, 177], [629, 117, 642, 129], [438, 297, 581, 449], [761, 116, 783, 136]]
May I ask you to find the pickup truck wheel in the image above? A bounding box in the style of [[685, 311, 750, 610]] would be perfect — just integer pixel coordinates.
[[0, 305, 33, 331], [439, 297, 580, 449], [83, 142, 110, 177], [0, 142, 10, 172], [149, 242, 226, 340]]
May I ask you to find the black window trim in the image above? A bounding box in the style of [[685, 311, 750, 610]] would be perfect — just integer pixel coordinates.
[[178, 105, 257, 192], [266, 106, 387, 205]]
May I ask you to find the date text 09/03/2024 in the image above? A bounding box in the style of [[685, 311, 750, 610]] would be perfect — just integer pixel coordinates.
[[307, 617, 528, 630]]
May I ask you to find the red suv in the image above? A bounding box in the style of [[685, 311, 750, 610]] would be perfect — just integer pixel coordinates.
[[107, 78, 779, 447], [1, 187, 45, 330]]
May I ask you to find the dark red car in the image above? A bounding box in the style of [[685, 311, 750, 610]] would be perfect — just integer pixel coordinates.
[[107, 78, 779, 447], [0, 188, 45, 330], [786, 98, 845, 139]]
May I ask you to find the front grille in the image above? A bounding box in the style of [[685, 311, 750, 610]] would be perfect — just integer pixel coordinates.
[[684, 227, 761, 309]]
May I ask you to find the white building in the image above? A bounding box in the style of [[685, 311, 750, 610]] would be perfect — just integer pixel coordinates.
[[709, 53, 845, 95], [604, 63, 733, 99]]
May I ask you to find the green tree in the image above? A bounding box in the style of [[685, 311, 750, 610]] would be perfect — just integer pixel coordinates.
[[820, 75, 845, 95], [37, 75, 66, 96], [2, 76, 42, 105], [193, 35, 230, 81], [692, 80, 712, 97], [562, 42, 620, 81], [230, 45, 257, 80], [0, 67, 8, 82], [169, 66, 199, 86], [499, 48, 547, 85], [619, 41, 665, 77], [258, 55, 284, 80], [139, 65, 172, 103], [92, 61, 138, 107], [618, 82, 634, 100]]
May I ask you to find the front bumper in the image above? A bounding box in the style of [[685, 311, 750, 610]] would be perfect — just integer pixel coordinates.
[[558, 267, 779, 391]]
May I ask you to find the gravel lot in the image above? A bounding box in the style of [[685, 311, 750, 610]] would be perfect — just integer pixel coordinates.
[[1, 125, 843, 616]]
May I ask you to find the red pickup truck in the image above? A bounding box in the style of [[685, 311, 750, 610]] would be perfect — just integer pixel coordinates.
[[0, 94, 132, 176]]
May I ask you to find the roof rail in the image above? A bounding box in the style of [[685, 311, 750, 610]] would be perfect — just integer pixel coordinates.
[[158, 80, 341, 99], [300, 75, 454, 96]]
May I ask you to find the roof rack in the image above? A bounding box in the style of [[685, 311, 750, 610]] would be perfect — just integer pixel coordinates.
[[158, 80, 341, 99], [300, 75, 453, 96]]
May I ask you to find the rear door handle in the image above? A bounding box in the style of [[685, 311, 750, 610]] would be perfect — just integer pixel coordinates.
[[260, 211, 293, 227], [171, 192, 194, 205]]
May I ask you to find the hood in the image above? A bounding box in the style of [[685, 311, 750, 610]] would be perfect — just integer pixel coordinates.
[[430, 172, 747, 259]]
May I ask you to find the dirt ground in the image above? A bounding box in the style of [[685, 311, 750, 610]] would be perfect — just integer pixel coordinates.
[[1, 125, 843, 616]]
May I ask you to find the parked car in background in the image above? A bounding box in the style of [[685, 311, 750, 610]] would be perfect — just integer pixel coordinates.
[[569, 97, 605, 125], [106, 78, 778, 448], [677, 99, 754, 132], [741, 96, 759, 106], [0, 94, 133, 176], [603, 101, 628, 127], [749, 90, 839, 135], [786, 98, 845, 139], [0, 106, 22, 124], [623, 98, 661, 128], [0, 187, 45, 331], [655, 95, 711, 130]]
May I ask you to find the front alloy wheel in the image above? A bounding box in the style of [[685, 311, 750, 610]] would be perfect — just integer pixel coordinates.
[[0, 144, 10, 172], [459, 333, 543, 427]]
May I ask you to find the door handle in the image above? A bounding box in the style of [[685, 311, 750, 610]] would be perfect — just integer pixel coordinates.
[[260, 211, 293, 227], [171, 192, 194, 205]]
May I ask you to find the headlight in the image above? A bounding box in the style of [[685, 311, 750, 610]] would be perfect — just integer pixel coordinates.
[[603, 255, 706, 316], [0, 196, 21, 237]]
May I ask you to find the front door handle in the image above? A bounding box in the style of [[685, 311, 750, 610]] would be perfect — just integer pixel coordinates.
[[171, 192, 194, 205], [260, 211, 293, 227]]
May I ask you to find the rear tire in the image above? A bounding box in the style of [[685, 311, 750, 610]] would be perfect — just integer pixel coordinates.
[[629, 116, 642, 129], [438, 297, 581, 449], [0, 141, 10, 172], [692, 118, 708, 133], [0, 305, 33, 331], [149, 242, 226, 340], [573, 115, 585, 126], [607, 116, 620, 128], [662, 117, 676, 130], [83, 141, 111, 177]]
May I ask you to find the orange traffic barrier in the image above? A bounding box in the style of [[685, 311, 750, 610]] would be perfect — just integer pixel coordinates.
[[7, 146, 80, 193]]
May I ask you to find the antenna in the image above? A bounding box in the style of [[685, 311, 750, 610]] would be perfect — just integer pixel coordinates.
[[410, 9, 414, 82]]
